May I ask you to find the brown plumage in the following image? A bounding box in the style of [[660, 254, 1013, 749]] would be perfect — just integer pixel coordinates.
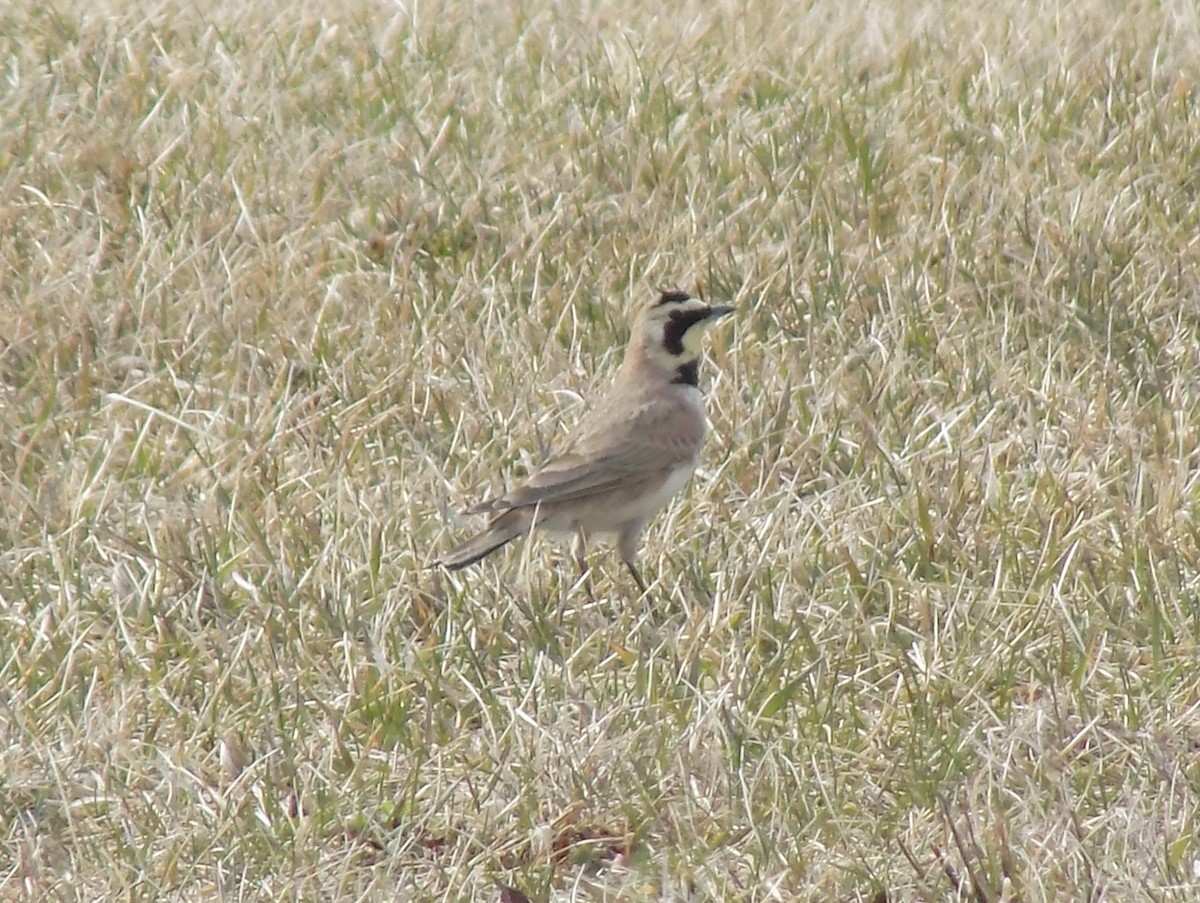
[[439, 290, 734, 592]]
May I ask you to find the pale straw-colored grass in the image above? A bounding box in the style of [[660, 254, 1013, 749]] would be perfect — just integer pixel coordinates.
[[3, 0, 1200, 899]]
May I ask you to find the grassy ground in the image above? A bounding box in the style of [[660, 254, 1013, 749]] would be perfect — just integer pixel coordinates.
[[4, 0, 1200, 899]]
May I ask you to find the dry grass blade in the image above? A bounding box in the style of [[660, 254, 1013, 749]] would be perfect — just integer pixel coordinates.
[[3, 0, 1200, 900]]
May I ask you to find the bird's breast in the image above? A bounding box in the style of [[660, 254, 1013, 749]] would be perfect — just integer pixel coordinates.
[[644, 461, 698, 514]]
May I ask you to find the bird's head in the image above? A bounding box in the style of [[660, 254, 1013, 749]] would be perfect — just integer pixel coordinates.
[[632, 290, 735, 383]]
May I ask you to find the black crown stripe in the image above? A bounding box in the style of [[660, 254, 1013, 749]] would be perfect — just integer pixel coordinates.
[[656, 290, 693, 307]]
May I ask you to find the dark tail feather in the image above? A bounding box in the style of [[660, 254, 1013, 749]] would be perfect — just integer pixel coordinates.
[[438, 509, 530, 570]]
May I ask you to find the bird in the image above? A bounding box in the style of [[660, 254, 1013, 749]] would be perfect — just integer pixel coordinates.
[[438, 289, 735, 594]]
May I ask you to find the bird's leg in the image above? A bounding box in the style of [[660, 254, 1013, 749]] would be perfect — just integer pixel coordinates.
[[573, 530, 595, 604], [625, 560, 649, 597], [618, 526, 650, 598]]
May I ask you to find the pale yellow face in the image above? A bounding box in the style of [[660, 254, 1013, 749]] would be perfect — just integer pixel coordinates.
[[638, 292, 734, 370]]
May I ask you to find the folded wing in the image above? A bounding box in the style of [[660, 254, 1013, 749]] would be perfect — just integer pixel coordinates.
[[475, 403, 701, 514]]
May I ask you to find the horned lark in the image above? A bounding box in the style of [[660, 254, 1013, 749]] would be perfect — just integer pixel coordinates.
[[439, 290, 734, 593]]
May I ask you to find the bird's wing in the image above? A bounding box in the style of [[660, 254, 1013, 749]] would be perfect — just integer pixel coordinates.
[[480, 402, 701, 512]]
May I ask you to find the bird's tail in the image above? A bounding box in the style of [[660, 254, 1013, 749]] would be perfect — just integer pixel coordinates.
[[438, 508, 531, 570]]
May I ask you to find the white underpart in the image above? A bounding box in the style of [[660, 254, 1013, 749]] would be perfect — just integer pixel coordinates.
[[638, 461, 697, 519]]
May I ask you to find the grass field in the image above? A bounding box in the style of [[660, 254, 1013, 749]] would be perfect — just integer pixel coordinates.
[[4, 0, 1200, 899]]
